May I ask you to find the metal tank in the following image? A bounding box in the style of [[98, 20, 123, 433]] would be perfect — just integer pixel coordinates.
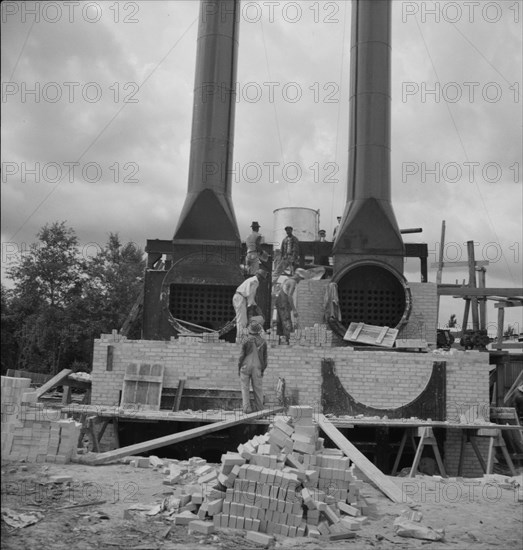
[[272, 207, 320, 249]]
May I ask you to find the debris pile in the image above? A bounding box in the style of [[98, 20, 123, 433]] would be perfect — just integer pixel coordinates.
[[164, 406, 375, 542], [1, 376, 81, 463]]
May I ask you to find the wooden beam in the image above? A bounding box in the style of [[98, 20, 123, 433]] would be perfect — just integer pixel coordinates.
[[467, 241, 479, 331], [316, 415, 411, 504], [173, 378, 186, 412], [34, 369, 72, 399], [494, 301, 523, 308], [438, 287, 523, 297], [436, 220, 445, 322], [504, 371, 523, 405], [430, 260, 489, 269], [87, 406, 283, 465]]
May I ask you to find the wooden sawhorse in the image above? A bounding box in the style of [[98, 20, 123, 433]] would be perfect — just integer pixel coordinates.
[[458, 428, 517, 476], [392, 427, 447, 477]]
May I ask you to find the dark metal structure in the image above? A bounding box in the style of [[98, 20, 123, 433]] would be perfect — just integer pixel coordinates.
[[333, 0, 411, 329], [142, 0, 272, 340]]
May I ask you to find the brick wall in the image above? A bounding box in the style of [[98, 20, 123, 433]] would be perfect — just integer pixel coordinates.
[[92, 334, 490, 476], [295, 280, 438, 345]]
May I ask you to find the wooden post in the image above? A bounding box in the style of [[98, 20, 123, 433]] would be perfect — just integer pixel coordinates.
[[477, 267, 487, 331], [467, 241, 479, 331], [436, 220, 446, 323], [496, 307, 504, 349]]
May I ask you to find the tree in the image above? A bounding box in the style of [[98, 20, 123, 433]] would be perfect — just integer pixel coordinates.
[[82, 233, 145, 344], [6, 222, 87, 374], [4, 222, 145, 374]]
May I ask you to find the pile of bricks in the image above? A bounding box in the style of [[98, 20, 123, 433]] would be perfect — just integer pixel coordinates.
[[172, 405, 374, 543], [291, 325, 335, 347], [1, 376, 81, 464]]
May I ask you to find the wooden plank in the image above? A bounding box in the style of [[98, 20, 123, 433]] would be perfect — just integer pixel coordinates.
[[503, 371, 523, 405], [375, 326, 388, 345], [316, 415, 410, 504], [438, 287, 523, 297], [344, 322, 397, 348], [34, 369, 73, 398], [121, 363, 164, 410], [88, 407, 284, 465], [352, 323, 364, 340], [120, 287, 144, 337], [173, 378, 186, 412], [494, 301, 523, 308], [430, 260, 489, 269]]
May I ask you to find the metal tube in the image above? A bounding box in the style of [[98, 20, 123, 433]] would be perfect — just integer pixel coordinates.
[[174, 0, 240, 242]]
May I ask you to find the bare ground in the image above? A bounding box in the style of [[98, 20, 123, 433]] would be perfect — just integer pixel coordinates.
[[1, 459, 522, 550]]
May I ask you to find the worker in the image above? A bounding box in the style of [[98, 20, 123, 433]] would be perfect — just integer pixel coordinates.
[[274, 269, 306, 344], [233, 269, 267, 339], [238, 320, 268, 413], [245, 221, 265, 275], [332, 216, 342, 240], [278, 226, 300, 275], [316, 229, 330, 266]]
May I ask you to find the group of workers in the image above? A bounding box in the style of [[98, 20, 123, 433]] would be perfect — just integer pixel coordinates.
[[234, 218, 340, 414]]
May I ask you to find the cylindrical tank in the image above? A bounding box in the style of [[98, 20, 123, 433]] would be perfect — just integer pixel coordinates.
[[272, 207, 320, 249]]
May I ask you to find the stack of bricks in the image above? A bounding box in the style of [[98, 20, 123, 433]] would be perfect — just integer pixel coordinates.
[[173, 405, 371, 542], [1, 375, 82, 464], [290, 324, 334, 347]]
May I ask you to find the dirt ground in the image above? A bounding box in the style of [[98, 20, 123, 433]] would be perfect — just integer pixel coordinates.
[[1, 458, 522, 550]]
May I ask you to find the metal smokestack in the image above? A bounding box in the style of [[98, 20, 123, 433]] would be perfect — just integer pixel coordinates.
[[174, 0, 240, 242], [333, 0, 404, 272], [332, 0, 410, 330]]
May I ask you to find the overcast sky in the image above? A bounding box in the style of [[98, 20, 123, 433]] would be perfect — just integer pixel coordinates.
[[1, 0, 522, 332]]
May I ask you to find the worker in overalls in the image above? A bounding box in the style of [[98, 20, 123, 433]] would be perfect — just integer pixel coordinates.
[[238, 321, 268, 414]]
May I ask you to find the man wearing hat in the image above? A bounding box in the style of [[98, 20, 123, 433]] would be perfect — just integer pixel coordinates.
[[245, 221, 265, 275], [237, 320, 268, 413], [274, 269, 307, 344], [233, 269, 267, 339], [333, 216, 342, 240], [279, 226, 300, 275]]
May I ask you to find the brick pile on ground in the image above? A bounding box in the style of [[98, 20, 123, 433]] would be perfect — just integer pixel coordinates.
[[170, 405, 376, 543], [1, 375, 82, 464]]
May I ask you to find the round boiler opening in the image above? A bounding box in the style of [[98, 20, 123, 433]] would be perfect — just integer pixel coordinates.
[[337, 263, 411, 329]]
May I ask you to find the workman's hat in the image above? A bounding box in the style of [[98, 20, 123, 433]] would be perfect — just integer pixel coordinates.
[[256, 269, 268, 278], [337, 216, 342, 221], [251, 221, 260, 229], [284, 225, 293, 231], [248, 321, 263, 335], [318, 229, 326, 235]]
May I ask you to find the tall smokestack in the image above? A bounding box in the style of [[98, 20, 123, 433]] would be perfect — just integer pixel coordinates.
[[332, 0, 409, 330], [333, 0, 404, 272], [174, 0, 240, 242]]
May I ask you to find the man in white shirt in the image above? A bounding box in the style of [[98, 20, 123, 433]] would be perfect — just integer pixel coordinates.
[[233, 269, 267, 339], [245, 221, 264, 275]]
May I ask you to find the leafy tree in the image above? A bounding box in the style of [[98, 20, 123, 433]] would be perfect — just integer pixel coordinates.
[[83, 233, 145, 344], [3, 223, 145, 374], [1, 284, 19, 374]]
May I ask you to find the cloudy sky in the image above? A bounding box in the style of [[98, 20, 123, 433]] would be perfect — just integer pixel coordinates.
[[2, 0, 522, 332]]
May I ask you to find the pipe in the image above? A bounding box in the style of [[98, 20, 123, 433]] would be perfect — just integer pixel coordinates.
[[174, 0, 240, 242]]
